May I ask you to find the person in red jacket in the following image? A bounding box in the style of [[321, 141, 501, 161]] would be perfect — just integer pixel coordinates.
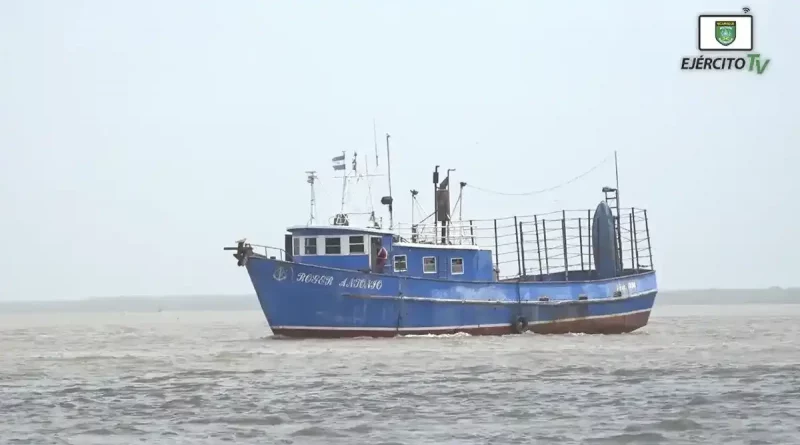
[[375, 244, 388, 273]]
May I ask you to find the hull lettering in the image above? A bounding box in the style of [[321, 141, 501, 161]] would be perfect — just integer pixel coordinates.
[[616, 281, 637, 295], [339, 277, 383, 290], [296, 272, 334, 286]]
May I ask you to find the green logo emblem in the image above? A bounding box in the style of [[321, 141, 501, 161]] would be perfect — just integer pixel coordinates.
[[715, 20, 736, 46]]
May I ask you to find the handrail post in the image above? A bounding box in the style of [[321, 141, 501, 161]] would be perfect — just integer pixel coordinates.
[[631, 208, 639, 269], [578, 217, 584, 271], [519, 221, 526, 277], [644, 209, 653, 268], [587, 209, 592, 272], [628, 212, 635, 271], [469, 219, 475, 246], [493, 219, 499, 272], [542, 219, 550, 276], [561, 210, 568, 281], [616, 213, 623, 277], [534, 215, 542, 280], [514, 216, 522, 277]]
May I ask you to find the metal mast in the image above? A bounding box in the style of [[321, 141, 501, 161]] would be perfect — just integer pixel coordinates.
[[338, 150, 349, 214], [306, 171, 318, 225], [381, 134, 395, 230]]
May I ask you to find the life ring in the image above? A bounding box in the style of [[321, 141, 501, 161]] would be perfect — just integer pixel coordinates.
[[512, 315, 528, 334]]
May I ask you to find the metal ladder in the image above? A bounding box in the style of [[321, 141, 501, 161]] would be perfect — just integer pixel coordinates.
[[602, 187, 623, 275]]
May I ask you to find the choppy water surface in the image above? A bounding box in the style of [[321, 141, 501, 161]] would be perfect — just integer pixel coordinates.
[[1, 304, 799, 444]]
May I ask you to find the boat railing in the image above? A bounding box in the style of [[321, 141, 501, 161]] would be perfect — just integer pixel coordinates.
[[396, 208, 654, 281], [513, 208, 654, 280], [394, 219, 481, 246], [249, 243, 287, 261]]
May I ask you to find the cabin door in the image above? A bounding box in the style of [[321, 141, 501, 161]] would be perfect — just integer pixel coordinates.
[[369, 236, 383, 273]]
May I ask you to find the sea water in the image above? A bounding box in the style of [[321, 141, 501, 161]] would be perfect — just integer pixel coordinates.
[[1, 303, 798, 444]]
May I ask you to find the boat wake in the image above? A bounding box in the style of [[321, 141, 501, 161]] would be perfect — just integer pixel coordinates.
[[398, 332, 473, 339]]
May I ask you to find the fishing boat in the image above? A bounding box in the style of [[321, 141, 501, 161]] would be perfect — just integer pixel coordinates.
[[224, 136, 657, 338]]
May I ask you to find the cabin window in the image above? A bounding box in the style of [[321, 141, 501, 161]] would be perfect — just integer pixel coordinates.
[[423, 256, 437, 274], [325, 237, 341, 254], [349, 235, 365, 254], [292, 237, 300, 256], [304, 237, 317, 255], [393, 255, 407, 272], [451, 257, 464, 275]]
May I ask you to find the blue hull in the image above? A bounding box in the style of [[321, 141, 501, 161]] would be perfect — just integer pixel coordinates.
[[245, 256, 657, 338]]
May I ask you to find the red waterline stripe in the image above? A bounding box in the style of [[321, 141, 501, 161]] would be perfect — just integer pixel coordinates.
[[269, 310, 651, 338]]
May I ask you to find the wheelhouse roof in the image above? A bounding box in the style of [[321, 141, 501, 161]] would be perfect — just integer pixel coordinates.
[[392, 242, 485, 251], [285, 225, 395, 235], [285, 226, 487, 251]]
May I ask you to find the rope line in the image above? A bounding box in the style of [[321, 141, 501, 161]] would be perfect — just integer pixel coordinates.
[[465, 153, 613, 196]]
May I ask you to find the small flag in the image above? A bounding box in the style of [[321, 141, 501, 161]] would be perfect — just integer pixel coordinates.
[[332, 153, 346, 171]]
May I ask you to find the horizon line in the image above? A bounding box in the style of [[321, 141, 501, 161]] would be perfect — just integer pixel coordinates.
[[2, 286, 799, 304]]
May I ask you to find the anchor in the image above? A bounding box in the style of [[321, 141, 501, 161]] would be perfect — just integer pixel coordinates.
[[223, 238, 253, 267]]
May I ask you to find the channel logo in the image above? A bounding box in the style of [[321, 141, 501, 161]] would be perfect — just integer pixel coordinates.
[[680, 9, 769, 75], [698, 15, 753, 51]]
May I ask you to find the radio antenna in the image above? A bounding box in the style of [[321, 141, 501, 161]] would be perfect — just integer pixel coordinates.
[[379, 133, 395, 230], [306, 170, 318, 225], [373, 118, 379, 168]]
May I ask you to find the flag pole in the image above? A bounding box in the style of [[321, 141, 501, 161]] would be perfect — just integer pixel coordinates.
[[340, 150, 347, 214], [385, 134, 394, 229]]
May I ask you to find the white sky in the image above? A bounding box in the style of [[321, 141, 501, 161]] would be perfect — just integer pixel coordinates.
[[1, 1, 797, 300]]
